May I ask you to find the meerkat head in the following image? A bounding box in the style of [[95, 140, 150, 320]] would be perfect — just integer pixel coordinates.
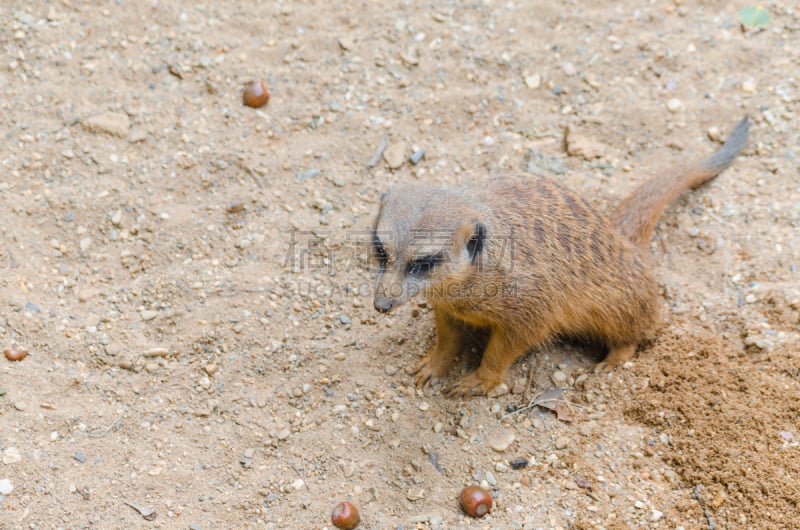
[[371, 185, 487, 313]]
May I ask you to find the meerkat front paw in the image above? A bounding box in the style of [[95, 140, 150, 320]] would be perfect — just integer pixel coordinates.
[[412, 355, 450, 388], [446, 370, 502, 398]]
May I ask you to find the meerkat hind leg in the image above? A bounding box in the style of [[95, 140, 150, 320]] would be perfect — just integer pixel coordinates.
[[595, 343, 637, 373], [413, 310, 470, 388]]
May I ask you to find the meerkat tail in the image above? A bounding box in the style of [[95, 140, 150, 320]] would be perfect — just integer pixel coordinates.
[[612, 116, 750, 248]]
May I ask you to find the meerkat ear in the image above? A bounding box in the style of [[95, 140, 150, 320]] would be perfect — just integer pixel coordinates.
[[466, 222, 486, 262]]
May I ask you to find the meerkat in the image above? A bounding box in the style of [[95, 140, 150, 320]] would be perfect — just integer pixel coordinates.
[[371, 117, 749, 397]]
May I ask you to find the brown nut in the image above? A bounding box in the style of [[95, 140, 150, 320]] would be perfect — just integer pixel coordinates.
[[460, 485, 492, 518], [331, 501, 360, 529], [242, 80, 270, 108], [4, 345, 28, 361]]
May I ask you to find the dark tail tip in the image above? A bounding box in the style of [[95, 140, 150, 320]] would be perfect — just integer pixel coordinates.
[[703, 116, 750, 170]]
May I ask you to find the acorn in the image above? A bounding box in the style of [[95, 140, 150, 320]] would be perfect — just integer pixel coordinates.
[[459, 485, 492, 518], [331, 501, 360, 529], [4, 345, 28, 361], [242, 80, 270, 108]]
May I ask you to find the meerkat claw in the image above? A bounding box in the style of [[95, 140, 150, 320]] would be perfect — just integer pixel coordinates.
[[447, 372, 491, 398], [593, 361, 612, 374], [412, 357, 439, 388]]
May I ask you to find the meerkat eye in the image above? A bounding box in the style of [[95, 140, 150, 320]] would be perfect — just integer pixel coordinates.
[[372, 233, 389, 267], [407, 253, 444, 277]]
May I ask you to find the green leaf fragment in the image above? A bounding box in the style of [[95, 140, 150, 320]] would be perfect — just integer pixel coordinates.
[[739, 5, 770, 27]]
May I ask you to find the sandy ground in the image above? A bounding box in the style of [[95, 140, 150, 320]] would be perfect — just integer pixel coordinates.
[[1, 1, 799, 529]]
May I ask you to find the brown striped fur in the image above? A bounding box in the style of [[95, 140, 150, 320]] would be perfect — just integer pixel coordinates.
[[372, 118, 749, 397]]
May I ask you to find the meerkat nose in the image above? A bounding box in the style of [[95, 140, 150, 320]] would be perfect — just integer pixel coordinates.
[[374, 297, 395, 313]]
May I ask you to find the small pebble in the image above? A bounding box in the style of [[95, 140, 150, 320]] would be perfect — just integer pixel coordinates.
[[204, 363, 218, 376], [139, 310, 159, 321], [555, 436, 570, 450], [524, 74, 541, 89], [73, 453, 87, 463], [338, 37, 354, 51], [488, 382, 509, 397], [226, 201, 246, 214], [552, 370, 567, 383], [143, 347, 169, 358], [2, 448, 21, 465], [384, 365, 399, 376], [487, 430, 516, 452], [741, 79, 756, 93], [296, 168, 320, 180], [383, 142, 406, 169], [409, 149, 425, 165], [707, 126, 721, 142], [82, 112, 130, 138], [651, 509, 664, 522], [562, 62, 577, 76], [666, 98, 682, 113], [509, 457, 529, 470], [0, 479, 13, 495]]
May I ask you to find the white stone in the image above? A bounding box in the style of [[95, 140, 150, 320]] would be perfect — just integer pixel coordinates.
[[2, 447, 21, 465], [524, 74, 541, 89], [140, 310, 159, 321], [488, 430, 516, 452], [488, 382, 509, 397]]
